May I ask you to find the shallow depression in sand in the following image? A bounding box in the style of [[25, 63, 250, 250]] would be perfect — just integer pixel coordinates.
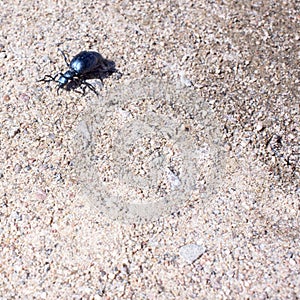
[[73, 78, 225, 222]]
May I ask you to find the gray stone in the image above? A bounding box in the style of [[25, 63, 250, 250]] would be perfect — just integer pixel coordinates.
[[179, 244, 206, 264]]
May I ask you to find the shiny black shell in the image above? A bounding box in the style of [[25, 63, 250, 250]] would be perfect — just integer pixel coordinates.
[[70, 51, 103, 75]]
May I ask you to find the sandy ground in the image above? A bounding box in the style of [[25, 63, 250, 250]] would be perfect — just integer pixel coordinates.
[[0, 0, 299, 299]]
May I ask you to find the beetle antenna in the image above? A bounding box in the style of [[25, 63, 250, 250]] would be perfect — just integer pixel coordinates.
[[58, 48, 70, 66]]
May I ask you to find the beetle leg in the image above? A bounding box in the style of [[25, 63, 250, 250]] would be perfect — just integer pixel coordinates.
[[37, 73, 58, 83], [81, 80, 99, 96], [74, 88, 85, 96], [56, 85, 64, 96], [58, 49, 70, 66]]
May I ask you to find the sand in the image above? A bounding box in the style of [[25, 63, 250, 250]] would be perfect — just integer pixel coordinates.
[[0, 0, 299, 299]]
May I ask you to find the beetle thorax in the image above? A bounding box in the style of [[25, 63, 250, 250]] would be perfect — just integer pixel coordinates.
[[58, 70, 77, 86]]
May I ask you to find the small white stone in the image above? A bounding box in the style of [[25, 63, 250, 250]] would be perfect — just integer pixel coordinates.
[[8, 126, 20, 138], [289, 258, 296, 266], [179, 71, 193, 87], [166, 168, 181, 189], [256, 122, 264, 132], [179, 244, 206, 264]]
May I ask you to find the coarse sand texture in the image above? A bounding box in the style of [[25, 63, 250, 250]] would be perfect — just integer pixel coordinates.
[[0, 1, 299, 299]]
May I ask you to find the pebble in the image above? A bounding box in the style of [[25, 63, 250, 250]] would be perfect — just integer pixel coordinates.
[[8, 126, 20, 138], [166, 168, 181, 189], [0, 52, 7, 59], [3, 94, 10, 102], [14, 164, 22, 173], [179, 71, 193, 87], [35, 190, 47, 201], [179, 244, 206, 264], [255, 122, 264, 132]]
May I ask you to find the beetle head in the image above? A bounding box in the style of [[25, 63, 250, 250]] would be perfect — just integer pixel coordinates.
[[58, 70, 76, 87]]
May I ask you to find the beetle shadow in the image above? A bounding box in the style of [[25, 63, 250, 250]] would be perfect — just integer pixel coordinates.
[[65, 55, 121, 93]]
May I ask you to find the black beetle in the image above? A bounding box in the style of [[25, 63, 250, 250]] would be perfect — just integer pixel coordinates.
[[39, 50, 116, 95]]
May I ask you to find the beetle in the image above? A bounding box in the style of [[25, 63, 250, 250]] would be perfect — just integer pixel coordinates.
[[39, 50, 113, 95]]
